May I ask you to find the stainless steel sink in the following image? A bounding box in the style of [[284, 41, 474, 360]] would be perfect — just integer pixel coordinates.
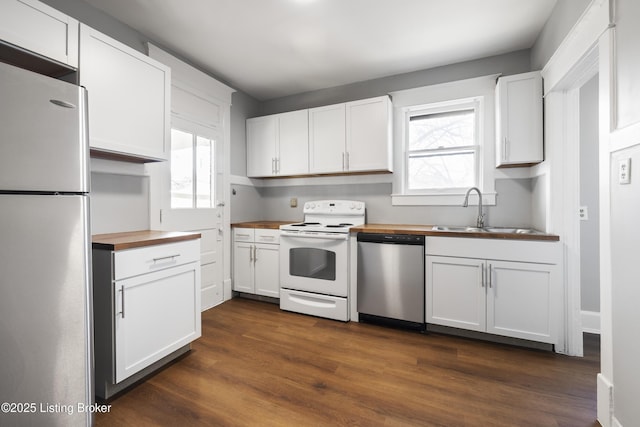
[[432, 225, 541, 234], [431, 225, 486, 232]]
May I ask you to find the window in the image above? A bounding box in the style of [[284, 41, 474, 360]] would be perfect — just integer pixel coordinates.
[[405, 98, 480, 193], [170, 128, 215, 209]]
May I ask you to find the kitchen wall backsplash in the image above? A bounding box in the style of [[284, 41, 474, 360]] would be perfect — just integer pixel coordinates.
[[231, 178, 533, 228], [91, 172, 150, 234]]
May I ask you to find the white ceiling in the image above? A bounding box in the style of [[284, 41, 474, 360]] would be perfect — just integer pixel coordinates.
[[80, 0, 557, 101]]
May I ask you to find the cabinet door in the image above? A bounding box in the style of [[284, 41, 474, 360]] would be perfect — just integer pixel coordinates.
[[233, 242, 255, 293], [309, 103, 346, 174], [346, 96, 392, 172], [426, 256, 486, 331], [79, 24, 170, 161], [277, 110, 309, 176], [486, 261, 557, 343], [114, 262, 201, 383], [254, 243, 280, 298], [0, 0, 79, 67], [247, 115, 277, 177], [496, 71, 543, 167]]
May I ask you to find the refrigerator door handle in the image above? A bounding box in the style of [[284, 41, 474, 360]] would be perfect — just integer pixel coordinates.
[[49, 99, 77, 109]]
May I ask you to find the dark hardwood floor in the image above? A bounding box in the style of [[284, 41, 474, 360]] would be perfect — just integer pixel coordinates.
[[96, 298, 600, 426]]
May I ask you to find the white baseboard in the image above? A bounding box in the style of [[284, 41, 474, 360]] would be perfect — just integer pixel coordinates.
[[582, 310, 600, 334], [598, 373, 614, 427]]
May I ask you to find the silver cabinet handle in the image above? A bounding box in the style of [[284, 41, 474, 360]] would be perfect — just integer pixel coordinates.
[[272, 158, 276, 174], [481, 264, 485, 287], [342, 152, 345, 171], [249, 244, 254, 262], [119, 285, 125, 319], [488, 263, 493, 288], [254, 245, 258, 262], [153, 254, 180, 263], [276, 158, 280, 174], [346, 152, 350, 170]]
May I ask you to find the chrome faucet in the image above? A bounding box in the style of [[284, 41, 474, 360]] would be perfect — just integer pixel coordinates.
[[463, 187, 485, 228]]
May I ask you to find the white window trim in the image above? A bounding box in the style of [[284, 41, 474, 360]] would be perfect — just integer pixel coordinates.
[[390, 74, 499, 206]]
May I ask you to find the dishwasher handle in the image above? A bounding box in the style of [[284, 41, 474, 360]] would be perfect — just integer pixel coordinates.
[[357, 233, 424, 245]]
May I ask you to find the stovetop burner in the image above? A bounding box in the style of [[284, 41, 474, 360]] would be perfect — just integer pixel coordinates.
[[279, 200, 366, 235]]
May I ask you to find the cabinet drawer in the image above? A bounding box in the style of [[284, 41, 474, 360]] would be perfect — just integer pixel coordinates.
[[114, 240, 200, 280], [233, 228, 255, 242], [255, 229, 280, 244]]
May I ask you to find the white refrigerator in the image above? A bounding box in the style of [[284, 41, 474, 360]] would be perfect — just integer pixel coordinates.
[[0, 62, 93, 426]]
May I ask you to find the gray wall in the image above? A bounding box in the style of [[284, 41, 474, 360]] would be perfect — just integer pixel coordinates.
[[579, 75, 600, 313], [231, 50, 536, 227], [530, 0, 593, 70], [230, 91, 260, 176], [259, 50, 531, 116], [242, 178, 533, 227], [90, 173, 150, 234]]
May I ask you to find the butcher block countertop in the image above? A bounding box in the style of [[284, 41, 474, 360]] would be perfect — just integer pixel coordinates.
[[231, 221, 291, 229], [351, 224, 560, 241], [92, 230, 202, 251]]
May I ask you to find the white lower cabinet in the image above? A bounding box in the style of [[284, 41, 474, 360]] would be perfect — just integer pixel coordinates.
[[233, 228, 280, 298], [93, 238, 201, 399], [425, 237, 562, 349]]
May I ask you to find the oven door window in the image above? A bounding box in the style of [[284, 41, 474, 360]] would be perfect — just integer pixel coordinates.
[[289, 248, 336, 281]]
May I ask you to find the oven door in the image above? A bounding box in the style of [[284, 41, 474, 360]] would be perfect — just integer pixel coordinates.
[[279, 232, 349, 297]]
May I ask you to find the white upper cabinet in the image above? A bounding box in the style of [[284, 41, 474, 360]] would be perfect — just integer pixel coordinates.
[[247, 109, 309, 177], [310, 96, 392, 174], [346, 96, 393, 172], [309, 103, 346, 174], [79, 24, 170, 162], [495, 71, 543, 167], [247, 115, 278, 177], [0, 0, 78, 68]]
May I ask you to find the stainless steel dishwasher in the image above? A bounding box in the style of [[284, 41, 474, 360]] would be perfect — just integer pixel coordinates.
[[357, 233, 425, 330]]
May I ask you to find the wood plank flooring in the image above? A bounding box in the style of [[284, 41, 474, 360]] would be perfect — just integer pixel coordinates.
[[96, 298, 600, 426]]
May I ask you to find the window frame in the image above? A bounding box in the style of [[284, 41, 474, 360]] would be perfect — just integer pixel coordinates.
[[170, 116, 219, 210], [390, 74, 499, 206], [403, 97, 481, 195]]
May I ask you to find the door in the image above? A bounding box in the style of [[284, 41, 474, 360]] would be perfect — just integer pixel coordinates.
[[153, 118, 225, 311], [0, 194, 92, 426], [426, 256, 486, 331], [254, 243, 280, 298], [279, 234, 349, 297], [246, 115, 277, 177], [278, 110, 309, 176], [79, 24, 169, 161], [309, 103, 346, 173], [486, 261, 555, 343], [0, 62, 88, 192], [114, 262, 200, 383], [233, 241, 255, 293], [346, 96, 392, 172]]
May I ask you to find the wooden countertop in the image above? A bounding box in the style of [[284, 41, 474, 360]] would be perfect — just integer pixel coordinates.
[[92, 230, 202, 251], [351, 224, 560, 241], [231, 221, 292, 229]]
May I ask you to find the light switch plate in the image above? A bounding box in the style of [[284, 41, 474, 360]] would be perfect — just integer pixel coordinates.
[[619, 158, 631, 184], [579, 206, 589, 221], [290, 197, 298, 208]]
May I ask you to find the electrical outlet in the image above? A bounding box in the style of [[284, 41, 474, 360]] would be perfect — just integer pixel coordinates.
[[619, 157, 631, 184], [579, 206, 589, 221], [290, 197, 298, 208]]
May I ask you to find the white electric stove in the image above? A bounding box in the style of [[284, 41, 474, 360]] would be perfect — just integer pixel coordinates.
[[279, 200, 365, 321]]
